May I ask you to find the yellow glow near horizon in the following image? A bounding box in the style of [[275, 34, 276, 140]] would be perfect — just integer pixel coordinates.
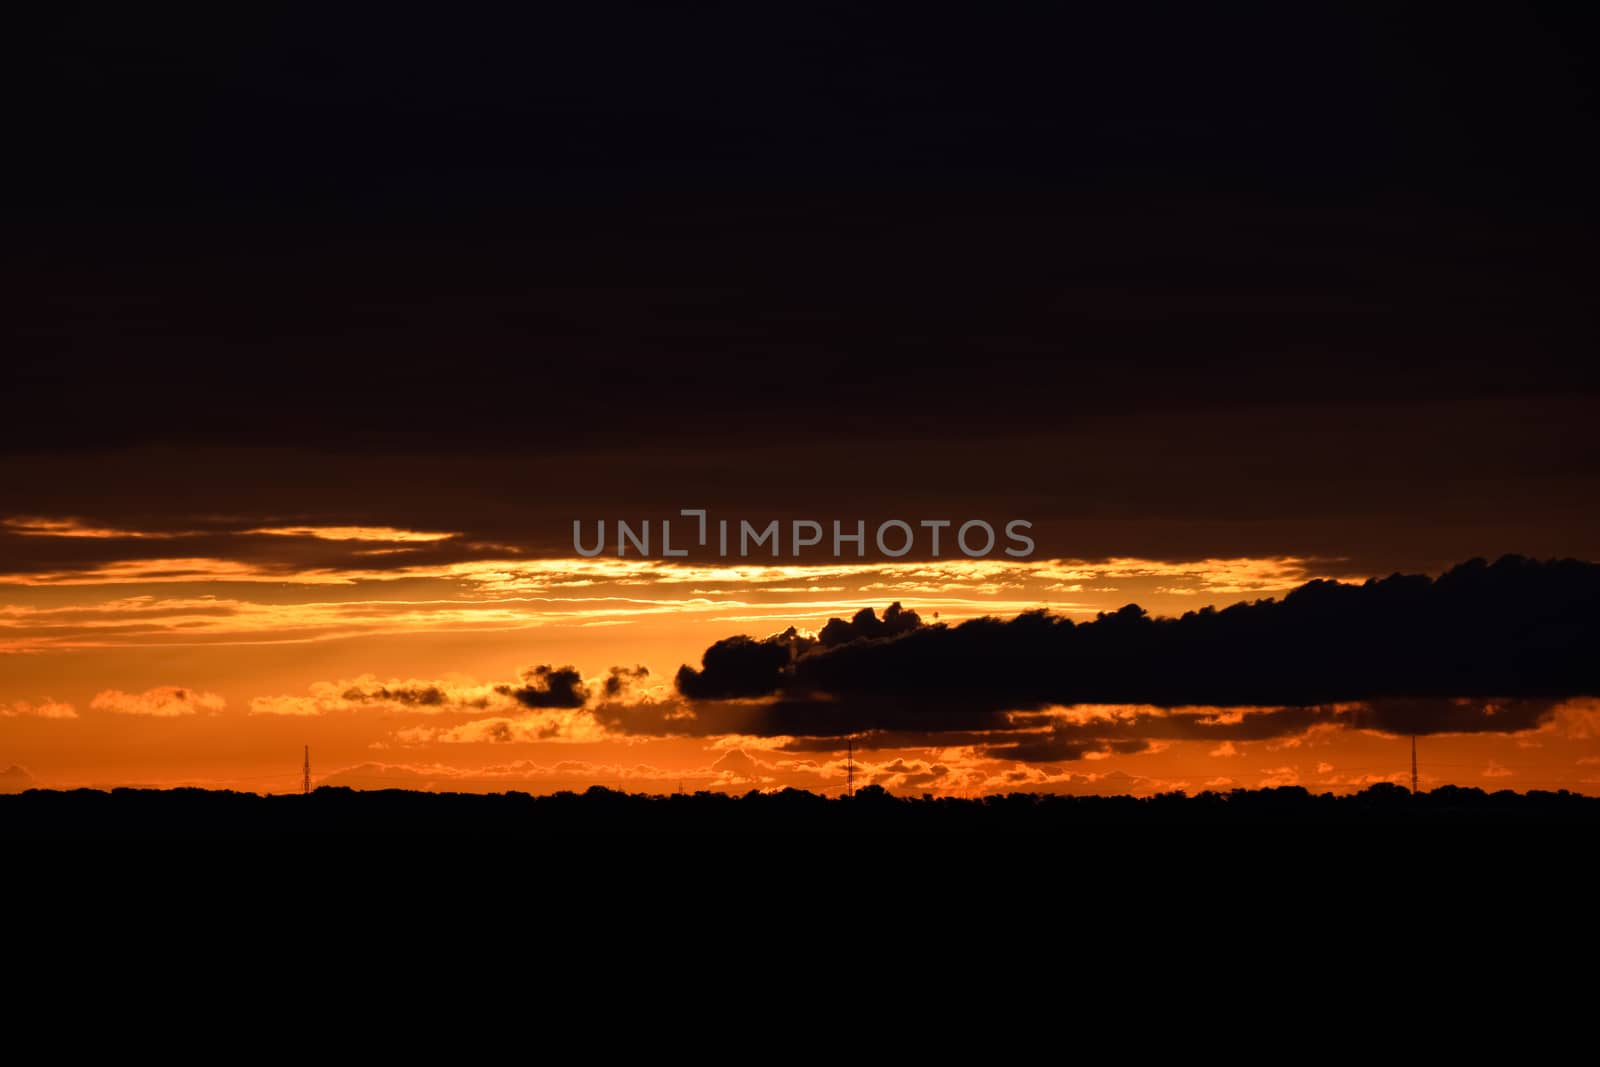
[[2, 517, 193, 539], [244, 525, 459, 542]]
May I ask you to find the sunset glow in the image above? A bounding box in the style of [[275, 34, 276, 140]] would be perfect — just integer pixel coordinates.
[[9, 7, 1598, 822]]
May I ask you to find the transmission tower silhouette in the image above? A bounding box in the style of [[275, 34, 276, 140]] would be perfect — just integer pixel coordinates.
[[1410, 735, 1418, 794], [303, 744, 311, 795], [846, 737, 854, 797]]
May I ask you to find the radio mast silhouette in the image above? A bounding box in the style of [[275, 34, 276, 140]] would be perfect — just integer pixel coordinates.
[[1410, 735, 1418, 794], [846, 737, 854, 798], [303, 745, 311, 795]]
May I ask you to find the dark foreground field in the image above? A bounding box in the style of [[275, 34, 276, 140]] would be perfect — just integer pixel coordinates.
[[3, 782, 1597, 837]]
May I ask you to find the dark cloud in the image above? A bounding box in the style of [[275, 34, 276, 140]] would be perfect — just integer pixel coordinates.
[[674, 629, 814, 700], [624, 697, 1566, 762], [788, 557, 1600, 711], [603, 665, 650, 699], [590, 697, 761, 738], [971, 702, 1563, 763], [497, 665, 589, 709], [675, 610, 922, 700], [650, 557, 1598, 755], [818, 603, 922, 648], [341, 684, 449, 707], [1342, 697, 1558, 736]]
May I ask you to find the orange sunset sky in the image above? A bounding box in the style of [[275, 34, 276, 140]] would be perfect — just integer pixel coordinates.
[[4, 517, 1597, 796], [10, 9, 1598, 800]]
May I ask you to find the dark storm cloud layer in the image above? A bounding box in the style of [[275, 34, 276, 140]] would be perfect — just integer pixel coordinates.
[[7, 9, 1598, 572], [11, 213, 1594, 464], [643, 558, 1600, 755], [1, 407, 1596, 574]]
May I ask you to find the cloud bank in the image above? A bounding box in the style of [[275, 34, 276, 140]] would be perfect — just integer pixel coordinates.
[[632, 557, 1600, 758], [90, 686, 225, 717]]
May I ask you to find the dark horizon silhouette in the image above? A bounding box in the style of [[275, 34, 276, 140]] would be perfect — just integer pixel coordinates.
[[5, 782, 1599, 839]]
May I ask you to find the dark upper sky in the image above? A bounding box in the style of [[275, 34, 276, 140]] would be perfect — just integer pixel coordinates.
[[8, 5, 1598, 570], [21, 7, 1597, 210]]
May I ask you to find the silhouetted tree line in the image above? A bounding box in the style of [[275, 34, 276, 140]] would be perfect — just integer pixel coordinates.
[[1, 782, 1596, 837]]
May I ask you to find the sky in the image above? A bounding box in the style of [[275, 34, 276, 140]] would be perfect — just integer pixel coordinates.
[[5, 6, 1598, 796]]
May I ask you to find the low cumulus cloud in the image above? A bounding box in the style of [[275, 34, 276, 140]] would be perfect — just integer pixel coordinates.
[[251, 675, 505, 716], [253, 667, 605, 718], [394, 706, 609, 745], [0, 699, 77, 719], [315, 757, 729, 792], [250, 667, 633, 743], [339, 683, 452, 707], [90, 686, 225, 717], [307, 752, 1179, 797]]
